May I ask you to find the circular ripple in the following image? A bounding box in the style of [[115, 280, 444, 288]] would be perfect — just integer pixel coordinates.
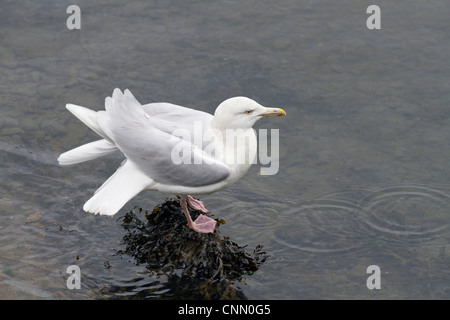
[[273, 198, 365, 254], [358, 185, 450, 239], [226, 204, 282, 231]]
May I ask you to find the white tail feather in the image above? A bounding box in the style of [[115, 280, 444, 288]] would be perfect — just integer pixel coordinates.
[[83, 160, 154, 215], [59, 103, 117, 166], [58, 139, 118, 166], [66, 104, 111, 141]]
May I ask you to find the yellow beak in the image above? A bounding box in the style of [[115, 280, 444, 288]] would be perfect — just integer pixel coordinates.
[[260, 107, 286, 117]]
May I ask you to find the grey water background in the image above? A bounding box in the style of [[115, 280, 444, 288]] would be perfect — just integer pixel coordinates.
[[1, 0, 449, 299]]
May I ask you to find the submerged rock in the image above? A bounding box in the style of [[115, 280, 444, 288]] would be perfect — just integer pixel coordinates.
[[118, 199, 269, 299]]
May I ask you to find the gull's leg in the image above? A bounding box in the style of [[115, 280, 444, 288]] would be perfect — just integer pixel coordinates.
[[180, 197, 216, 234], [180, 198, 195, 229], [187, 195, 208, 213]]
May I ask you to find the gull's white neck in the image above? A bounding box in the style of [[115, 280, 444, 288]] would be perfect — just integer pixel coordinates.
[[210, 122, 257, 183]]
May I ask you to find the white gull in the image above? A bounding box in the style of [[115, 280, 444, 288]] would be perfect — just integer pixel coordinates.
[[58, 89, 285, 233]]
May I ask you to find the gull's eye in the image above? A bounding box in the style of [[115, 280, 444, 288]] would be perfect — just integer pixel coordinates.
[[245, 110, 254, 115]]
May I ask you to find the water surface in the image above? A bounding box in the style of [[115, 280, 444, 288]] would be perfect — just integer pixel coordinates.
[[1, 0, 449, 299]]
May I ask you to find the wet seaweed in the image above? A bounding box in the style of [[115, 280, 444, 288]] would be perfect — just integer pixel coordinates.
[[120, 199, 268, 280], [117, 199, 269, 299]]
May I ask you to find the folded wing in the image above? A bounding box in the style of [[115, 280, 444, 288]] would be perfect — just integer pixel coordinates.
[[97, 89, 230, 187]]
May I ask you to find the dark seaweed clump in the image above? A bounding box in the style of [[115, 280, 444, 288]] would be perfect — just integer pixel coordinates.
[[120, 200, 268, 282]]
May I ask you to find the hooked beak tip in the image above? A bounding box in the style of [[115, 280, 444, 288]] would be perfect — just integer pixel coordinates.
[[261, 107, 286, 117]]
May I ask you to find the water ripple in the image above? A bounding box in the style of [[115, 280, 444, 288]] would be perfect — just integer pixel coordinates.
[[272, 185, 450, 255], [358, 185, 450, 240], [272, 197, 365, 254]]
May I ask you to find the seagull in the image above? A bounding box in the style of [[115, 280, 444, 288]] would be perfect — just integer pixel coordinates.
[[58, 89, 285, 234]]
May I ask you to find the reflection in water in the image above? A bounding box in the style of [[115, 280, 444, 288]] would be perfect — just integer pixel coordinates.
[[100, 200, 269, 299]]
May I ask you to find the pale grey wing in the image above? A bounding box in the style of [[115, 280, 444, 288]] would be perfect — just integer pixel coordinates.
[[142, 103, 215, 150], [142, 102, 213, 122], [97, 89, 230, 187]]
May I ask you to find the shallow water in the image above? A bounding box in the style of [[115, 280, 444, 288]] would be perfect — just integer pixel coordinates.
[[1, 0, 449, 299]]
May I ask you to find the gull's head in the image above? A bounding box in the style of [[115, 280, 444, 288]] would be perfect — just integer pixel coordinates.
[[212, 97, 286, 129]]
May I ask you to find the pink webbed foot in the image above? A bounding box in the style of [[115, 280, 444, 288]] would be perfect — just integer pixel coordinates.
[[180, 197, 216, 234], [187, 195, 208, 213], [190, 214, 217, 234]]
